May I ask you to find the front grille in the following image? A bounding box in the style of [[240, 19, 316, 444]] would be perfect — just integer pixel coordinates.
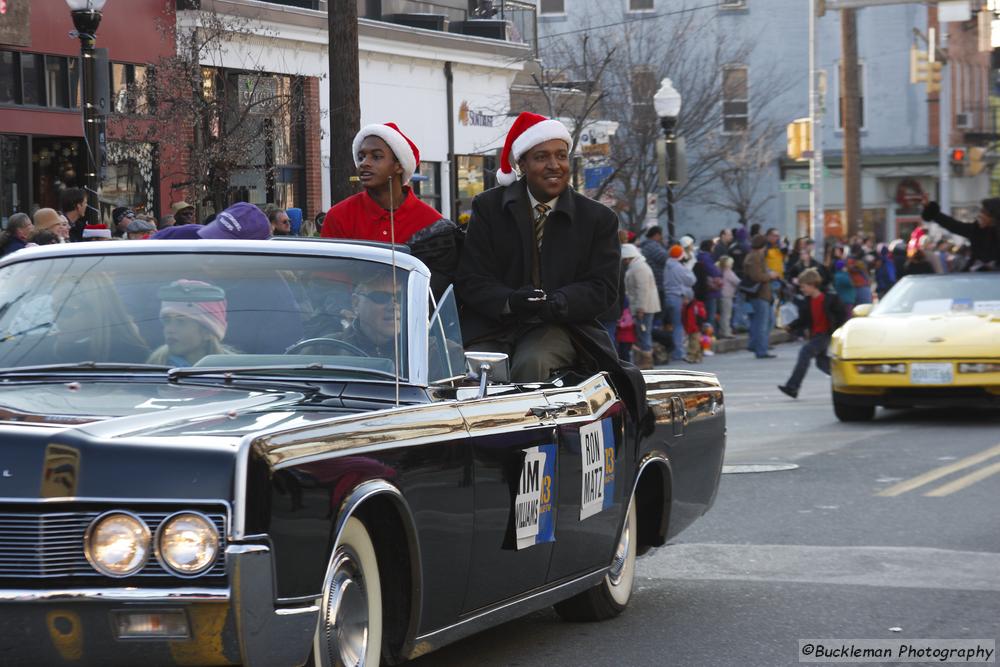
[[0, 508, 227, 580]]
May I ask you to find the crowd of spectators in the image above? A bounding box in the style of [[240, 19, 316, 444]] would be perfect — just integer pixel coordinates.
[[614, 205, 996, 368]]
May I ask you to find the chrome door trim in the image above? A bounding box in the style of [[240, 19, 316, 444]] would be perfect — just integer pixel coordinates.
[[0, 587, 229, 603], [408, 568, 608, 658]]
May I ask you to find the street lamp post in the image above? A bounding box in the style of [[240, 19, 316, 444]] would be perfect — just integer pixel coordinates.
[[654, 78, 682, 241], [66, 0, 107, 228]]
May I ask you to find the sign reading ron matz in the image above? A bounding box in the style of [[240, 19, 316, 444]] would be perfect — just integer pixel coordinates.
[[0, 1, 31, 48]]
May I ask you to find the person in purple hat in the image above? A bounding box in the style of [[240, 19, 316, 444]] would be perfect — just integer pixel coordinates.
[[151, 202, 271, 240]]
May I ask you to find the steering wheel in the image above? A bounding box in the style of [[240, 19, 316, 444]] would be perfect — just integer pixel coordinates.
[[284, 337, 370, 357]]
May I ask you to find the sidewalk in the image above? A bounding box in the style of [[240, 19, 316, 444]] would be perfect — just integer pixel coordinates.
[[713, 329, 793, 354]]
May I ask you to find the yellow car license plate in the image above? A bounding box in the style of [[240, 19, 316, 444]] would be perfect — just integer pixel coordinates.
[[910, 363, 953, 385]]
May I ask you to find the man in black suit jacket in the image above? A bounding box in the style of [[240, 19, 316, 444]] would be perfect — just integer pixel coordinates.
[[456, 112, 646, 419]]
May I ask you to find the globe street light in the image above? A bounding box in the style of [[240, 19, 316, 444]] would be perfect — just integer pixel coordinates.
[[653, 78, 682, 240], [66, 0, 108, 229]]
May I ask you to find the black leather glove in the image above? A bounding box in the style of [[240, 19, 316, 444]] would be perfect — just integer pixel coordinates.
[[539, 290, 569, 322], [921, 200, 940, 222], [508, 286, 547, 316]]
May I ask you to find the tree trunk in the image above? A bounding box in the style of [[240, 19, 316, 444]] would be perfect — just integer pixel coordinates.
[[328, 0, 361, 206], [840, 9, 862, 240]]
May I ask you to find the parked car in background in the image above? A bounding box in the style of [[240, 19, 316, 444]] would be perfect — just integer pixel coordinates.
[[0, 240, 725, 666], [830, 273, 1000, 421]]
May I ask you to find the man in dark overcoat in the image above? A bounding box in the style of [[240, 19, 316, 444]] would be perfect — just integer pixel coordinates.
[[456, 112, 646, 419]]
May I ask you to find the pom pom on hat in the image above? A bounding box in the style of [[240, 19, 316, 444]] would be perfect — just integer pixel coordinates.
[[620, 243, 640, 259], [496, 112, 572, 186], [82, 223, 112, 239], [669, 244, 684, 259], [353, 123, 420, 183]]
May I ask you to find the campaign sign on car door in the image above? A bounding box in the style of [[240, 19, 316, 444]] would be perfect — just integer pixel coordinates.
[[580, 419, 616, 520], [515, 444, 556, 550]]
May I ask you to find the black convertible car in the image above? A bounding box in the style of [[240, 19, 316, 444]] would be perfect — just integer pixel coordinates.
[[0, 240, 724, 666]]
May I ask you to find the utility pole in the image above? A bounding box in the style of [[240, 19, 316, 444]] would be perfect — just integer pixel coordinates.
[[935, 22, 951, 211], [328, 0, 361, 205], [840, 7, 862, 240], [809, 0, 825, 258]]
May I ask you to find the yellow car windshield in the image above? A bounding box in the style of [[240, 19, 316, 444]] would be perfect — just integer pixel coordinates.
[[874, 274, 1000, 316]]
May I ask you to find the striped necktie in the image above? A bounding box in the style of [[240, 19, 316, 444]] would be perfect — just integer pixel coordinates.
[[533, 203, 550, 249]]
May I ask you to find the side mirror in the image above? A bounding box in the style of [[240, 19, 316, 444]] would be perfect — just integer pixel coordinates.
[[464, 351, 510, 398], [852, 303, 873, 318]]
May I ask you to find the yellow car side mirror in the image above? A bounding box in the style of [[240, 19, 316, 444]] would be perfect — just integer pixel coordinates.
[[852, 303, 873, 318]]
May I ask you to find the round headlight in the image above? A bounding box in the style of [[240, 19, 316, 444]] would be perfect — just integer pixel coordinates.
[[156, 512, 220, 576], [85, 512, 151, 577]]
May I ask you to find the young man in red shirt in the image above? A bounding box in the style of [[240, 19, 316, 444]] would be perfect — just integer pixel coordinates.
[[321, 122, 459, 297], [778, 268, 847, 399]]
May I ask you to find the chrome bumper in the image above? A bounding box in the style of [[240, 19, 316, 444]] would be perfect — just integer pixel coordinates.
[[0, 542, 318, 667]]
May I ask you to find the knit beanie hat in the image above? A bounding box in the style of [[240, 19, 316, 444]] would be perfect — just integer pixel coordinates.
[[158, 280, 228, 340], [352, 123, 420, 183], [668, 244, 684, 259]]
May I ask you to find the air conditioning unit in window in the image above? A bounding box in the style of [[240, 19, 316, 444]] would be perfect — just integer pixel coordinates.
[[956, 112, 973, 129]]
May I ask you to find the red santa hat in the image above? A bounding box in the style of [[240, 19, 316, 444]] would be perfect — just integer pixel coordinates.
[[496, 112, 573, 187], [352, 123, 420, 183], [82, 223, 112, 239]]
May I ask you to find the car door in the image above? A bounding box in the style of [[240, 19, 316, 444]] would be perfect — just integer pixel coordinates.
[[457, 390, 560, 612], [543, 374, 629, 583]]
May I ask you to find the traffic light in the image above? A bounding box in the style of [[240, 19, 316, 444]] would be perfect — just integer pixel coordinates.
[[910, 48, 944, 93], [969, 146, 987, 176], [786, 118, 812, 161], [951, 147, 968, 176]]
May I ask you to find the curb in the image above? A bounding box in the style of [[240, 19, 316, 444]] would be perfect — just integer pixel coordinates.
[[713, 330, 793, 354]]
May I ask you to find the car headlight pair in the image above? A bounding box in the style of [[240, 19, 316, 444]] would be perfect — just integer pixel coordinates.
[[84, 511, 219, 578], [958, 363, 1000, 373], [855, 363, 907, 374]]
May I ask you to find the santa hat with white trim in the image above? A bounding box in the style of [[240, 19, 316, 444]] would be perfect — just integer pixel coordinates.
[[352, 122, 420, 183], [496, 112, 573, 187], [82, 223, 112, 239]]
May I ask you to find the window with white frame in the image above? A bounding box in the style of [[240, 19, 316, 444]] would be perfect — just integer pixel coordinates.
[[836, 61, 866, 130], [722, 65, 748, 133], [628, 0, 654, 12], [540, 0, 565, 14]]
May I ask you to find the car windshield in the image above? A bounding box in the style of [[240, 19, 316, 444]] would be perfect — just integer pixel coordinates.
[[873, 274, 1000, 316], [0, 252, 409, 378]]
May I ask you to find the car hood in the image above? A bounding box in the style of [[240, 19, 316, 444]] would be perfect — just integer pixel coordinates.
[[833, 313, 1000, 359], [0, 380, 346, 501]]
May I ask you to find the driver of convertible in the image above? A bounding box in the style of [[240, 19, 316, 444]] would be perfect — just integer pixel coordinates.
[[332, 273, 400, 359], [147, 280, 236, 367]]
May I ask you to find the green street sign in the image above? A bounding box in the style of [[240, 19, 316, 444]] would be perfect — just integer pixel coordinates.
[[779, 181, 812, 191]]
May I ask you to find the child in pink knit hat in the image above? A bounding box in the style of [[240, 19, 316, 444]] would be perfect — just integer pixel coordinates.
[[146, 280, 234, 366]]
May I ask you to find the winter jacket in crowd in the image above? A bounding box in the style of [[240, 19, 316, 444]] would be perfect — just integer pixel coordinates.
[[639, 237, 668, 294], [693, 250, 723, 301], [787, 289, 848, 337], [744, 248, 773, 302], [625, 255, 661, 315], [662, 256, 696, 299]]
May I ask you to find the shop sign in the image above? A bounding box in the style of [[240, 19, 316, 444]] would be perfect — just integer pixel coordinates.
[[458, 101, 496, 128], [579, 127, 611, 157], [0, 0, 31, 48], [239, 75, 278, 113]]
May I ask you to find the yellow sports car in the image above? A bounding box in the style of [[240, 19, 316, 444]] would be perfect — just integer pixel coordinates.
[[829, 273, 1000, 421]]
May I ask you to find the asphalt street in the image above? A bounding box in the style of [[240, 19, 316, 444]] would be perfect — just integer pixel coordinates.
[[411, 341, 1000, 667]]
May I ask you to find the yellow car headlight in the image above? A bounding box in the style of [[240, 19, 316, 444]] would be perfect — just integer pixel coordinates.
[[85, 512, 151, 577], [156, 512, 220, 576], [958, 363, 1000, 373], [855, 363, 907, 374]]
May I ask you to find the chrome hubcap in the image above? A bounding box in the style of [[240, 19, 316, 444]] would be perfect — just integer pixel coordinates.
[[607, 511, 631, 586], [326, 552, 368, 667]]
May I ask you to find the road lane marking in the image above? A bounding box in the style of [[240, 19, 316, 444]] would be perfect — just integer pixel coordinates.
[[875, 442, 1000, 497], [924, 460, 1000, 497]]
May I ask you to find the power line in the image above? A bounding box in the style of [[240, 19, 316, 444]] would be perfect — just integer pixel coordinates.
[[537, 1, 725, 41]]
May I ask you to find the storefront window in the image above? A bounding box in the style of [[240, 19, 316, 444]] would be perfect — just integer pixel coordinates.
[[413, 161, 441, 211], [455, 154, 496, 220], [31, 138, 84, 211], [1, 135, 29, 224], [103, 142, 157, 217]]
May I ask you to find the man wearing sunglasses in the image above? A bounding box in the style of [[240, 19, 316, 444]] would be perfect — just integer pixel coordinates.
[[330, 274, 402, 360]]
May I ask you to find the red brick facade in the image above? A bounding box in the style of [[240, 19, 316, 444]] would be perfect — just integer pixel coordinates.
[[304, 76, 324, 221]]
